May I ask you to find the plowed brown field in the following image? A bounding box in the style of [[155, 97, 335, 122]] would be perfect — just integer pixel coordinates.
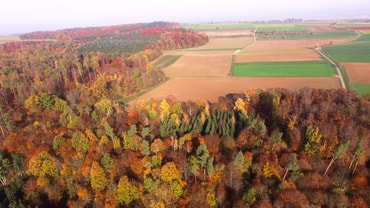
[[204, 30, 253, 37], [184, 36, 254, 50], [235, 49, 322, 62], [242, 39, 348, 52], [133, 77, 341, 103], [342, 62, 370, 83], [163, 53, 233, 77]]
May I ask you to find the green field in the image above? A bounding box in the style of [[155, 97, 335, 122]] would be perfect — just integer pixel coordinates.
[[255, 24, 308, 31], [232, 61, 336, 77], [322, 42, 370, 62], [354, 33, 370, 42], [257, 30, 356, 40], [153, 55, 181, 69], [337, 22, 370, 27], [351, 83, 370, 97], [183, 23, 255, 31]]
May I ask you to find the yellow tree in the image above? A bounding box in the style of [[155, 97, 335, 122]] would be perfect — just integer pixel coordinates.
[[116, 175, 139, 205], [304, 125, 322, 157], [160, 162, 181, 183], [90, 161, 108, 192]]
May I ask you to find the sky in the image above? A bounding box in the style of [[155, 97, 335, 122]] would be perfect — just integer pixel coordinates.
[[1, 0, 370, 35]]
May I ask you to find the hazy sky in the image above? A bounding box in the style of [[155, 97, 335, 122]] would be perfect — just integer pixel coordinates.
[[1, 0, 369, 35]]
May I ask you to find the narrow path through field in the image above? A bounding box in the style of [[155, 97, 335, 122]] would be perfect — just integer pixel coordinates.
[[351, 30, 362, 41], [239, 24, 257, 53], [315, 48, 346, 89]]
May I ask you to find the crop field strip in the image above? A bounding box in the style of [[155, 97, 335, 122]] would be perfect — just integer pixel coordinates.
[[322, 32, 370, 96], [235, 49, 322, 63], [182, 36, 255, 51], [255, 24, 309, 31], [351, 83, 370, 97], [232, 61, 336, 77], [153, 55, 181, 69], [0, 36, 20, 43], [183, 23, 255, 31]]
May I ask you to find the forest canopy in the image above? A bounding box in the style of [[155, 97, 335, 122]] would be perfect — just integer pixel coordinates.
[[0, 22, 369, 207]]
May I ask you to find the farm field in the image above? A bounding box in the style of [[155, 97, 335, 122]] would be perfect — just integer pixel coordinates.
[[235, 49, 321, 62], [255, 24, 308, 31], [240, 39, 348, 52], [233, 61, 335, 77], [153, 55, 181, 69], [322, 33, 370, 96], [351, 83, 370, 97], [132, 22, 369, 102], [322, 42, 370, 62], [341, 62, 370, 83], [183, 23, 255, 31], [163, 53, 233, 77], [0, 36, 20, 43], [183, 36, 254, 51], [133, 76, 341, 103], [203, 30, 253, 37]]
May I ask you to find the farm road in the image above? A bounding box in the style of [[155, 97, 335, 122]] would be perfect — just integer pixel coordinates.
[[315, 48, 346, 89]]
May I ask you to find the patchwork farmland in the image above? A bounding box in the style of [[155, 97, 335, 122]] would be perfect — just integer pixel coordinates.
[[322, 32, 370, 96], [133, 22, 370, 103]]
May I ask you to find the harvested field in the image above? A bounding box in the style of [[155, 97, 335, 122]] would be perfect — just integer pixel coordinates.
[[185, 37, 254, 51], [308, 26, 339, 32], [360, 30, 370, 34], [132, 77, 341, 103], [0, 36, 20, 43], [163, 53, 233, 77], [342, 62, 370, 83], [242, 39, 350, 52], [203, 30, 253, 37], [235, 49, 322, 62], [255, 24, 308, 31], [183, 23, 255, 31]]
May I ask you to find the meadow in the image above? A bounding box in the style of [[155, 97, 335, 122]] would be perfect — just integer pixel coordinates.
[[255, 24, 308, 31], [351, 83, 370, 96], [322, 42, 370, 62], [232, 61, 335, 77]]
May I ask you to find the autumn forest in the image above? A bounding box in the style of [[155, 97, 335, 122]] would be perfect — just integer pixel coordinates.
[[0, 22, 370, 207]]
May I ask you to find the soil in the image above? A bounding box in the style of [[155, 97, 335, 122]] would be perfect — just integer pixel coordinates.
[[132, 77, 341, 103], [342, 62, 370, 83], [235, 49, 322, 62], [163, 54, 233, 77]]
